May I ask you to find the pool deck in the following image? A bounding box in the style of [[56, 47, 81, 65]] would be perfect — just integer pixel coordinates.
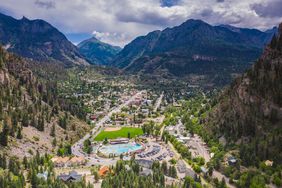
[[83, 137, 173, 168], [98, 142, 144, 157]]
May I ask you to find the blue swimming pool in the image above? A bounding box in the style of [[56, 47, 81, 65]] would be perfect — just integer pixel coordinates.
[[99, 143, 142, 156]]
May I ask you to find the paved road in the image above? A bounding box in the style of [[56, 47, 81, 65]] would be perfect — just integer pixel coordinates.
[[153, 92, 164, 112], [187, 135, 234, 187], [71, 90, 145, 157], [187, 134, 234, 187], [188, 135, 210, 162]]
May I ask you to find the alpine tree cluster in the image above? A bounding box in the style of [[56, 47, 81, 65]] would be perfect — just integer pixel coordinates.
[[0, 47, 89, 147], [102, 160, 180, 188]]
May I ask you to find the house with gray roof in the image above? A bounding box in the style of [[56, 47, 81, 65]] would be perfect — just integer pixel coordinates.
[[136, 159, 153, 169], [57, 171, 82, 182]]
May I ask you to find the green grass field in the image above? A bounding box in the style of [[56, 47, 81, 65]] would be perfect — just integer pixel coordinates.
[[94, 127, 143, 141]]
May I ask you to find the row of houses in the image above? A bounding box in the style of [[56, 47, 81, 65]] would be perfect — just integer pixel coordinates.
[[51, 156, 86, 167], [56, 166, 110, 183]]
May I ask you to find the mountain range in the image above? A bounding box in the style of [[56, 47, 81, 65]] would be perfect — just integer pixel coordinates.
[[0, 13, 88, 66], [0, 12, 279, 87], [112, 19, 277, 86], [205, 23, 282, 165], [78, 37, 121, 65]]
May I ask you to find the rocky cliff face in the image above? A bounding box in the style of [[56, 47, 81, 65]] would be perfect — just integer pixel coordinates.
[[206, 23, 282, 164], [0, 13, 88, 66]]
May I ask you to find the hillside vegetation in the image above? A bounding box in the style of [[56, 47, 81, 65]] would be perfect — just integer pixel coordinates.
[[0, 47, 89, 157], [205, 23, 282, 166]]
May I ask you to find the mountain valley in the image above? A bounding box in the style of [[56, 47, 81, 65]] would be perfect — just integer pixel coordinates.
[[0, 8, 281, 188]]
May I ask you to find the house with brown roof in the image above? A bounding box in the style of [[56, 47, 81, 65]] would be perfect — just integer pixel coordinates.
[[68, 156, 86, 167], [51, 156, 70, 167], [51, 156, 86, 167]]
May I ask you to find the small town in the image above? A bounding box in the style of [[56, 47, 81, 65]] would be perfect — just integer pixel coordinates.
[[45, 81, 240, 188], [0, 1, 282, 188]]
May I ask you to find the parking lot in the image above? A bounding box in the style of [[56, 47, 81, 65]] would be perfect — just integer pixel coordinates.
[[136, 140, 174, 162], [186, 134, 210, 162]]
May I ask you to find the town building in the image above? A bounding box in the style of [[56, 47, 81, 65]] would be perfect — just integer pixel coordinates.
[[109, 138, 129, 144], [200, 166, 208, 175], [227, 156, 237, 166], [37, 171, 48, 181], [136, 159, 153, 169], [186, 168, 196, 178], [51, 156, 86, 167], [68, 156, 86, 167], [177, 160, 187, 174], [57, 171, 82, 183], [51, 156, 70, 167], [265, 160, 273, 167], [99, 166, 110, 177]]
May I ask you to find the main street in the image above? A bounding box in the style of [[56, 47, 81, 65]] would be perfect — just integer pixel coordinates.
[[71, 90, 145, 157], [153, 91, 164, 112]]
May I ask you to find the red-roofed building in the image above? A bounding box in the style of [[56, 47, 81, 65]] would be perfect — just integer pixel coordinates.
[[99, 166, 110, 177]]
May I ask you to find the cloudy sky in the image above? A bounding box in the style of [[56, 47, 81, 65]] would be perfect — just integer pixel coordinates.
[[0, 0, 281, 47]]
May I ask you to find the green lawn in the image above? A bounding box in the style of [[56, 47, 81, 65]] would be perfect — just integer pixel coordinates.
[[94, 127, 143, 141]]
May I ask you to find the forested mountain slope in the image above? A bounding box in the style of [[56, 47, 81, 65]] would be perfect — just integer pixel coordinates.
[[78, 37, 121, 65], [112, 19, 276, 86], [0, 13, 88, 66], [205, 23, 282, 166], [0, 47, 89, 158]]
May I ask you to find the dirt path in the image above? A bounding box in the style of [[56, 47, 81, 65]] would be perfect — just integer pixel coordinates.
[[104, 127, 121, 132]]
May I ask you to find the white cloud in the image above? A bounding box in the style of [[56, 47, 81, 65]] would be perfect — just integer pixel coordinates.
[[34, 0, 55, 9], [0, 0, 281, 46], [92, 31, 129, 47]]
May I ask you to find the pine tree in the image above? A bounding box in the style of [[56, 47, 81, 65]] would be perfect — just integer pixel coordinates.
[[52, 138, 57, 147], [0, 54, 4, 69], [11, 112, 18, 137], [8, 158, 19, 176], [37, 115, 44, 131], [0, 154, 7, 169], [0, 100, 3, 120], [59, 115, 67, 129], [50, 124, 55, 137], [0, 121, 9, 146], [161, 161, 168, 175], [127, 132, 131, 139], [30, 171, 37, 187], [94, 170, 100, 183], [17, 126, 23, 139], [23, 156, 28, 169], [31, 116, 36, 128], [171, 165, 177, 178]]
